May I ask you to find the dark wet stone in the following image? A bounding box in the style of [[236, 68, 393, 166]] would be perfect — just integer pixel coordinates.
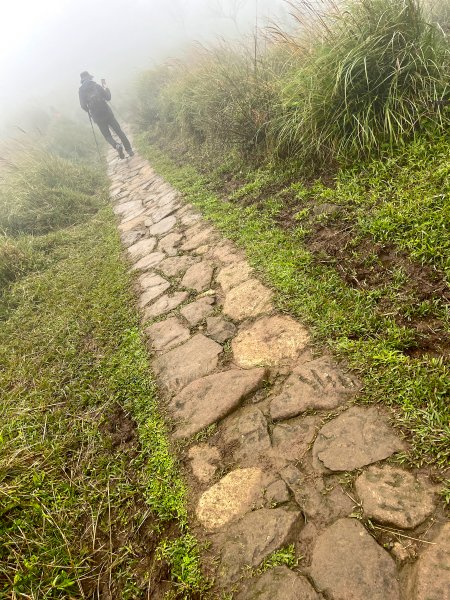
[[206, 316, 237, 343], [170, 368, 266, 438], [312, 406, 405, 472], [355, 465, 438, 529], [310, 518, 400, 600], [153, 334, 222, 394], [405, 522, 450, 600], [216, 508, 302, 587], [271, 416, 318, 465], [270, 357, 359, 421], [180, 297, 215, 326], [222, 406, 271, 461], [236, 566, 322, 600]]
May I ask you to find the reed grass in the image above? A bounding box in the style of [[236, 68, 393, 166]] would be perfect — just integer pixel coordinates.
[[134, 0, 450, 167], [273, 0, 450, 162]]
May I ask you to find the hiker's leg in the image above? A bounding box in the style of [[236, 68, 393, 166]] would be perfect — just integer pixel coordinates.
[[108, 115, 132, 153], [96, 121, 117, 148]]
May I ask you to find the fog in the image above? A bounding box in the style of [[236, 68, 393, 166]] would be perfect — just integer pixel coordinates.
[[0, 0, 290, 135]]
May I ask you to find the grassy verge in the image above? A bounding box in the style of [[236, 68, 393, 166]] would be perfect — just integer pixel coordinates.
[[0, 149, 207, 598], [133, 0, 449, 167], [136, 134, 449, 474]]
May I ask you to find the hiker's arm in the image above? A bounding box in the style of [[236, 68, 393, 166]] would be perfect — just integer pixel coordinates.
[[79, 89, 88, 112], [97, 82, 111, 102], [102, 86, 111, 101]]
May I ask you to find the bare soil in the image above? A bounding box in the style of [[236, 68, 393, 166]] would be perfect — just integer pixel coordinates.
[[78, 403, 177, 599], [212, 166, 450, 361], [305, 222, 450, 359]]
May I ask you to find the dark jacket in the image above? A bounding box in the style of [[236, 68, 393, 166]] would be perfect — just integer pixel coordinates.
[[79, 80, 113, 123]]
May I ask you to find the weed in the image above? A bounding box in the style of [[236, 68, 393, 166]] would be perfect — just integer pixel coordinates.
[[441, 479, 450, 505], [157, 535, 210, 599], [254, 544, 299, 574]]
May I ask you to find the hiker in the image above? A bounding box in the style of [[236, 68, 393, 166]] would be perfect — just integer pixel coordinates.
[[78, 71, 133, 159]]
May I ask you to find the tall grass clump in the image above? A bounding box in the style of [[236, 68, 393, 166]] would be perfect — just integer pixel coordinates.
[[0, 148, 106, 236], [0, 237, 33, 289], [146, 43, 287, 158], [134, 0, 449, 168], [134, 64, 175, 130], [273, 0, 450, 162]]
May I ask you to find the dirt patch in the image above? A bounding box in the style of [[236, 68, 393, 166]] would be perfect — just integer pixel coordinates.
[[220, 173, 247, 197], [102, 403, 138, 449], [308, 221, 449, 357], [72, 402, 180, 599]]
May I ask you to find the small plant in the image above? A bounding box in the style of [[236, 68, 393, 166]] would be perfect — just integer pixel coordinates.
[[441, 479, 450, 505], [157, 535, 210, 598], [255, 544, 299, 574], [193, 423, 217, 443]]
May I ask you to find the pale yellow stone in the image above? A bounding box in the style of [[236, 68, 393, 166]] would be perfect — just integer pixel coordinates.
[[223, 279, 273, 321], [232, 315, 310, 368], [196, 468, 264, 530], [217, 261, 253, 293]]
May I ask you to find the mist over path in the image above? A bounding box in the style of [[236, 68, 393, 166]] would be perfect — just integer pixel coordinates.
[[0, 0, 288, 130]]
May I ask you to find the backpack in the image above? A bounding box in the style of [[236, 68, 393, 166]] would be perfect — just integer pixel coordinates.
[[83, 82, 110, 121], [85, 83, 105, 113]]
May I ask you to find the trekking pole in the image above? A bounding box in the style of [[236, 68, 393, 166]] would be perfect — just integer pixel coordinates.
[[88, 112, 102, 161]]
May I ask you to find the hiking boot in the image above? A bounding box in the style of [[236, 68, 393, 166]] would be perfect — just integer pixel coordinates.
[[127, 149, 134, 157], [116, 144, 125, 159]]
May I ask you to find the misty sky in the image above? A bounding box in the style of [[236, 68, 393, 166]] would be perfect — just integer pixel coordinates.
[[0, 0, 289, 129]]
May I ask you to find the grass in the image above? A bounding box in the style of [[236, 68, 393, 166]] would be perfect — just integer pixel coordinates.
[[254, 545, 298, 574], [133, 0, 450, 166], [0, 143, 207, 597], [315, 130, 450, 279], [0, 150, 105, 236], [273, 0, 450, 162], [136, 134, 449, 471]]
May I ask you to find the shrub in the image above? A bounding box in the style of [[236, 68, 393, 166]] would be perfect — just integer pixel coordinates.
[[0, 150, 106, 236], [0, 237, 32, 289], [273, 0, 450, 162]]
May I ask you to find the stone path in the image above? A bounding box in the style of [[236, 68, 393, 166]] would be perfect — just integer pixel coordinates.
[[107, 151, 449, 599]]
